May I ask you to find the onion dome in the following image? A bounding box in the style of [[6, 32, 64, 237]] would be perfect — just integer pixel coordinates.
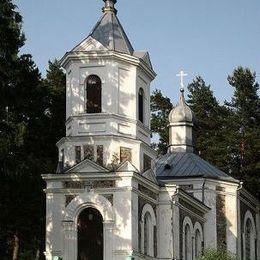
[[168, 88, 196, 124]]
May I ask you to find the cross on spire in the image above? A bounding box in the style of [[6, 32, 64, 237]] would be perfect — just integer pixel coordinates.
[[176, 70, 188, 91]]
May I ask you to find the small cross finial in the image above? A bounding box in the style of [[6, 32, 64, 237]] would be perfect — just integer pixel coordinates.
[[176, 70, 188, 90]]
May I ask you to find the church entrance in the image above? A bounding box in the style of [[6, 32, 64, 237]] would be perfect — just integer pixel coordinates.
[[77, 207, 103, 260]]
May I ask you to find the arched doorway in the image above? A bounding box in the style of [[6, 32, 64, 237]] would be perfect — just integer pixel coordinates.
[[77, 207, 103, 260]]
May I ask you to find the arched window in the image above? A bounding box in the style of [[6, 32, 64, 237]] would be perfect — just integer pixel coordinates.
[[194, 222, 203, 259], [141, 204, 156, 257], [77, 207, 103, 260], [86, 75, 102, 113], [144, 212, 151, 255], [138, 88, 144, 123], [243, 211, 256, 260], [195, 229, 202, 258], [183, 217, 193, 260], [245, 219, 253, 260]]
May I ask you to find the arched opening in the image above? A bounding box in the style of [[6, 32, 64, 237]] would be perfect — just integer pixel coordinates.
[[245, 218, 255, 260], [184, 224, 192, 260], [144, 211, 151, 255], [138, 88, 144, 123], [86, 75, 102, 113], [195, 229, 202, 259], [77, 207, 103, 260], [141, 204, 156, 257]]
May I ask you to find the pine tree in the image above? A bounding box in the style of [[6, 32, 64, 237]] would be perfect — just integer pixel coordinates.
[[45, 59, 66, 148], [225, 67, 260, 197], [0, 1, 46, 258], [187, 76, 230, 171], [150, 89, 173, 154]]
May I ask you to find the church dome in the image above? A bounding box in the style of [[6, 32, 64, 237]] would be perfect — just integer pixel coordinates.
[[168, 89, 196, 124]]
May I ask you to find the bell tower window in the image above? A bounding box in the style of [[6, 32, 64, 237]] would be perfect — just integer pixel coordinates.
[[138, 88, 144, 123], [86, 75, 102, 113]]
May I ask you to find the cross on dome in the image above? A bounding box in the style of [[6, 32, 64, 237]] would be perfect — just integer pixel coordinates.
[[176, 70, 188, 92]]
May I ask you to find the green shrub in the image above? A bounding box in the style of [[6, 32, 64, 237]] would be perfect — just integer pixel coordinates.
[[198, 248, 238, 260]]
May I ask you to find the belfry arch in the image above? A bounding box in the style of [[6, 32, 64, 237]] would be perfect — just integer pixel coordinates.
[[62, 192, 114, 260], [77, 207, 103, 260]]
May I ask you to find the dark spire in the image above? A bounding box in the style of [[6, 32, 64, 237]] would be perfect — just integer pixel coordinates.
[[103, 0, 117, 14]]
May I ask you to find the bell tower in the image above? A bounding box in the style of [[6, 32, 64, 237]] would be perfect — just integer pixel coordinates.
[[58, 0, 156, 171]]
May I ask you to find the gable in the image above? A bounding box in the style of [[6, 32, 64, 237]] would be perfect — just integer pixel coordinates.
[[134, 51, 153, 69], [65, 159, 109, 174], [116, 160, 139, 173], [142, 169, 158, 184], [142, 52, 153, 69], [72, 37, 108, 52]]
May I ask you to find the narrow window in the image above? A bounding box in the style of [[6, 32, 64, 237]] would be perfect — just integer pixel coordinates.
[[75, 146, 81, 164], [144, 212, 151, 255], [138, 88, 144, 123], [141, 205, 156, 257], [96, 145, 104, 166], [84, 145, 94, 161], [61, 148, 65, 167], [195, 229, 202, 258], [86, 75, 102, 113], [184, 224, 192, 260], [245, 219, 254, 260], [143, 154, 152, 171], [120, 147, 132, 163]]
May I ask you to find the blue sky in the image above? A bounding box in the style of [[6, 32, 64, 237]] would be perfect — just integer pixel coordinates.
[[14, 0, 260, 105]]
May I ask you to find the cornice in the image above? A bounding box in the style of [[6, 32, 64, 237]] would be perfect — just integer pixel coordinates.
[[60, 50, 156, 80]]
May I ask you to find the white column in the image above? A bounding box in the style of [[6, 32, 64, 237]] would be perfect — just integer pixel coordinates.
[[63, 221, 76, 260], [132, 181, 139, 252], [204, 185, 217, 249], [172, 201, 180, 260], [256, 207, 260, 260], [104, 221, 114, 260], [45, 181, 64, 259], [237, 196, 242, 258], [225, 190, 238, 254], [157, 191, 173, 259], [113, 176, 132, 255]]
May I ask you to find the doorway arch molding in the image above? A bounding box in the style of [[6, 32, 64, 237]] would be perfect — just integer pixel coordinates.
[[62, 191, 115, 260]]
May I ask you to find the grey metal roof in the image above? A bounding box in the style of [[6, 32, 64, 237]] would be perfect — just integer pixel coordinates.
[[88, 10, 134, 55], [155, 152, 233, 180]]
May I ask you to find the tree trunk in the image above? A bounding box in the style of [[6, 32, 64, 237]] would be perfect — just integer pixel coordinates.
[[12, 233, 19, 260], [35, 248, 40, 260]]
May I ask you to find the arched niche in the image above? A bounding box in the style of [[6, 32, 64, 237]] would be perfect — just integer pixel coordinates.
[[182, 216, 193, 260], [243, 210, 256, 260], [140, 203, 156, 257]]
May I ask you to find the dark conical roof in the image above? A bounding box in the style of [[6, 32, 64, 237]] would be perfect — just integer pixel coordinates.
[[88, 7, 134, 55]]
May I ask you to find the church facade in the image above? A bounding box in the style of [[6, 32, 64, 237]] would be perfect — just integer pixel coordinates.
[[42, 1, 260, 259]]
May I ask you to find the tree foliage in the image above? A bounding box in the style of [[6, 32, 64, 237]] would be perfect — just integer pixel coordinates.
[[187, 76, 231, 171], [225, 67, 260, 196], [0, 1, 66, 259], [198, 248, 238, 260], [151, 89, 173, 154]]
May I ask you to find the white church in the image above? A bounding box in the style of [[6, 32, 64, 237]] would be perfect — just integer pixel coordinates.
[[42, 1, 260, 259]]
